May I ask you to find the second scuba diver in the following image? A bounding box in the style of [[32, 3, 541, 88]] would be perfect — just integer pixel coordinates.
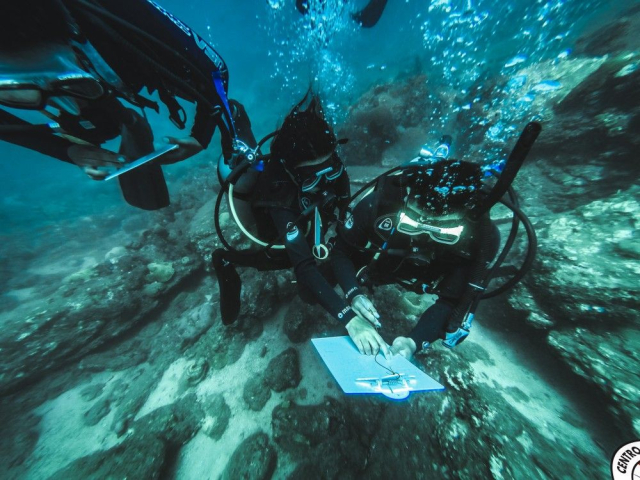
[[330, 123, 542, 358], [213, 91, 391, 357]]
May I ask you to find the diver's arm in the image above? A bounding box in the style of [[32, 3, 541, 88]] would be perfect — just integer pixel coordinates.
[[331, 196, 374, 302], [271, 207, 389, 356], [331, 237, 363, 302], [0, 112, 75, 164], [332, 211, 384, 327], [390, 299, 455, 359], [270, 207, 358, 324], [0, 109, 123, 177], [408, 298, 455, 351]]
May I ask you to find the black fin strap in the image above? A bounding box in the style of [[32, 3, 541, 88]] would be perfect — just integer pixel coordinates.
[[158, 88, 186, 129]]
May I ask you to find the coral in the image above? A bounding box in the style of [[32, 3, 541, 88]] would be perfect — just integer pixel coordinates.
[[145, 262, 175, 283]]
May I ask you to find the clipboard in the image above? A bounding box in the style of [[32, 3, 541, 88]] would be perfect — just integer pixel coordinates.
[[311, 336, 445, 400]]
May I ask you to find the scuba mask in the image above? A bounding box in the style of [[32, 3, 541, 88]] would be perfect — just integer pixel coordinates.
[[394, 158, 481, 244], [397, 212, 465, 245], [0, 43, 105, 114]]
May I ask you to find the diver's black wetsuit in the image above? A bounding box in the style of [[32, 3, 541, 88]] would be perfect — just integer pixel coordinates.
[[331, 179, 500, 349], [0, 0, 234, 163], [221, 156, 359, 324]]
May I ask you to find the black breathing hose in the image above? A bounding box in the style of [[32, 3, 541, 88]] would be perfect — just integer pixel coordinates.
[[471, 121, 541, 220], [481, 197, 537, 299]]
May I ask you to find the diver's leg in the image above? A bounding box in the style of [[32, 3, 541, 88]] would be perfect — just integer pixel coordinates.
[[117, 108, 170, 210], [211, 248, 290, 324], [0, 109, 76, 164], [212, 249, 243, 325]]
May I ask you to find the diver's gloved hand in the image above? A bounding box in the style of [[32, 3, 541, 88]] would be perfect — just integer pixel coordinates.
[[345, 315, 391, 357], [351, 294, 381, 328], [390, 336, 417, 359], [159, 136, 204, 164], [67, 145, 126, 180]]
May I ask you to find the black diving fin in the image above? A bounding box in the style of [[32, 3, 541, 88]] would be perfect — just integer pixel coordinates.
[[351, 0, 388, 28], [117, 110, 170, 210], [117, 164, 170, 211]]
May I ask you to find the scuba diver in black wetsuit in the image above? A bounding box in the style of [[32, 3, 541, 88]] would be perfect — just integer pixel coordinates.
[[0, 0, 240, 210], [295, 0, 389, 28], [330, 123, 542, 358], [213, 90, 391, 356]]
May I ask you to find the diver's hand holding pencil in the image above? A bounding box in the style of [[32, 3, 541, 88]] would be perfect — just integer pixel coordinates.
[[351, 294, 381, 328], [345, 314, 391, 358]]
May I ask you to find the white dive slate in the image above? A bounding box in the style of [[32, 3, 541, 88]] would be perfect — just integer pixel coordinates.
[[311, 336, 445, 400]]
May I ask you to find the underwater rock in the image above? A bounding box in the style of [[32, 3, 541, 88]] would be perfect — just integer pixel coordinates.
[[512, 186, 640, 437], [286, 463, 324, 480], [555, 54, 640, 119], [370, 285, 428, 340], [49, 433, 166, 480], [264, 347, 301, 393], [0, 222, 204, 396], [338, 75, 439, 166], [0, 413, 40, 472], [574, 5, 640, 57], [146, 261, 175, 283], [79, 340, 149, 372], [272, 398, 370, 478], [524, 53, 640, 207], [134, 393, 204, 446], [524, 187, 639, 325], [201, 394, 231, 440], [239, 269, 295, 322], [221, 431, 277, 480], [104, 246, 127, 262], [79, 382, 106, 402], [272, 398, 346, 454], [364, 346, 606, 479], [108, 368, 160, 436], [189, 321, 257, 371], [83, 397, 111, 427], [283, 298, 338, 343], [182, 357, 209, 387], [548, 327, 640, 436], [243, 375, 271, 412], [173, 304, 216, 350]]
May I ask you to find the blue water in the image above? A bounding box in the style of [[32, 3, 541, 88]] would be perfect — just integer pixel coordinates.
[[0, 0, 632, 237]]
